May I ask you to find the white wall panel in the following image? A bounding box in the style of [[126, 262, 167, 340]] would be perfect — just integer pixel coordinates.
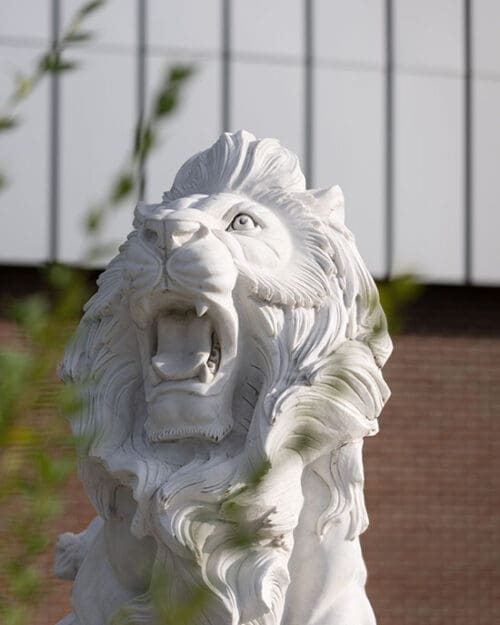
[[62, 0, 136, 48], [59, 51, 136, 264], [393, 75, 464, 282], [474, 0, 500, 76], [231, 62, 303, 165], [0, 0, 50, 42], [315, 0, 384, 68], [472, 80, 500, 284], [0, 47, 49, 263], [0, 0, 498, 286], [395, 0, 463, 72], [315, 67, 385, 278], [149, 0, 220, 53], [232, 0, 302, 58], [59, 1, 136, 264], [146, 56, 220, 203]]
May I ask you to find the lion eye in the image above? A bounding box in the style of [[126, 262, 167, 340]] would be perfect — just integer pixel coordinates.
[[227, 213, 258, 232]]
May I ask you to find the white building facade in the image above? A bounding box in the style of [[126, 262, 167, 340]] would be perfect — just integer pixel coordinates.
[[1, 0, 499, 284]]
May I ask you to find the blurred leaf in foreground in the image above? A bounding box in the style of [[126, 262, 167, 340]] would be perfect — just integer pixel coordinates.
[[377, 274, 423, 334]]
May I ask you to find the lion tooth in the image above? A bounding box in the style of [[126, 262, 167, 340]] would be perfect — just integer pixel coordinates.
[[199, 364, 214, 384], [199, 365, 208, 383], [196, 302, 208, 317]]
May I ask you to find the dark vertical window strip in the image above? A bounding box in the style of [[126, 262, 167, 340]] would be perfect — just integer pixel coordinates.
[[304, 0, 314, 186], [384, 0, 394, 280], [137, 0, 148, 200], [464, 0, 473, 284], [49, 0, 60, 261], [221, 0, 231, 132]]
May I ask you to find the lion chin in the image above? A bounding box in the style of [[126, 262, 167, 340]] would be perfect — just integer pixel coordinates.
[[57, 130, 392, 625]]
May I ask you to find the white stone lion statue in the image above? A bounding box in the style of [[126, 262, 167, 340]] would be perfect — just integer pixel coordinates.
[[55, 130, 392, 625]]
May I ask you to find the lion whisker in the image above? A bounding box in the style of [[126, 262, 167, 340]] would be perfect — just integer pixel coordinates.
[[242, 395, 256, 409], [246, 382, 259, 395]]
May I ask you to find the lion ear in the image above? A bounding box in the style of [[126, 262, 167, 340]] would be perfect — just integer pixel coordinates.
[[310, 185, 345, 223]]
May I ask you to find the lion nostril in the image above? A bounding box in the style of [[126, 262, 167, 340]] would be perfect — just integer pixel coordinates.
[[165, 220, 200, 252], [144, 228, 159, 245], [143, 219, 165, 249], [170, 230, 197, 249], [143, 218, 202, 253]]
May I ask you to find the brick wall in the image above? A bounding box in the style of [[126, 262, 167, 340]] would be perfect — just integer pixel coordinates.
[[363, 285, 500, 625], [1, 269, 499, 625], [364, 335, 500, 624]]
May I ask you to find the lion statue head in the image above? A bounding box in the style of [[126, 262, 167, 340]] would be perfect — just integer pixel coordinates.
[[60, 130, 391, 625]]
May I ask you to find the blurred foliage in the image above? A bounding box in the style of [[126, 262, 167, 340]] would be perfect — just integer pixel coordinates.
[[150, 574, 213, 625], [377, 274, 423, 334], [0, 1, 105, 133], [0, 1, 192, 624]]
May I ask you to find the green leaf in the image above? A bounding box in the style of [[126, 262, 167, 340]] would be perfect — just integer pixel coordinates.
[[56, 384, 83, 417], [149, 571, 211, 625], [10, 294, 50, 336], [84, 206, 103, 233], [64, 30, 93, 44], [0, 116, 17, 132], [45, 263, 74, 290], [78, 0, 106, 16], [39, 53, 78, 73], [38, 53, 55, 72], [154, 89, 176, 117], [1, 604, 29, 625], [169, 65, 194, 84], [153, 66, 194, 119], [377, 274, 423, 334], [110, 172, 134, 203], [25, 533, 51, 557], [33, 450, 72, 487], [9, 565, 43, 602], [14, 74, 34, 100], [248, 459, 271, 487], [11, 520, 51, 556], [135, 125, 154, 159], [53, 59, 79, 72], [31, 494, 63, 520], [0, 350, 32, 442]]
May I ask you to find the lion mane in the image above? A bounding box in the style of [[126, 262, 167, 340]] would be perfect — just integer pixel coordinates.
[[60, 130, 392, 625]]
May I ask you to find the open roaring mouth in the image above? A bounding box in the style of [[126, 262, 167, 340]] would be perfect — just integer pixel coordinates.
[[140, 296, 239, 443], [151, 308, 222, 386], [146, 298, 236, 396]]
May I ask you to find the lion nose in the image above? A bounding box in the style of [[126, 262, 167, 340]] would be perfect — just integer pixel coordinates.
[[145, 218, 201, 254]]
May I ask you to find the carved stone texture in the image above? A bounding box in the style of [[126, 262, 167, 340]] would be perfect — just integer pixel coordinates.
[[55, 131, 392, 625]]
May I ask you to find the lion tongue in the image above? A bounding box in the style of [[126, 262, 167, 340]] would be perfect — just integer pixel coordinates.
[[152, 314, 212, 381]]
